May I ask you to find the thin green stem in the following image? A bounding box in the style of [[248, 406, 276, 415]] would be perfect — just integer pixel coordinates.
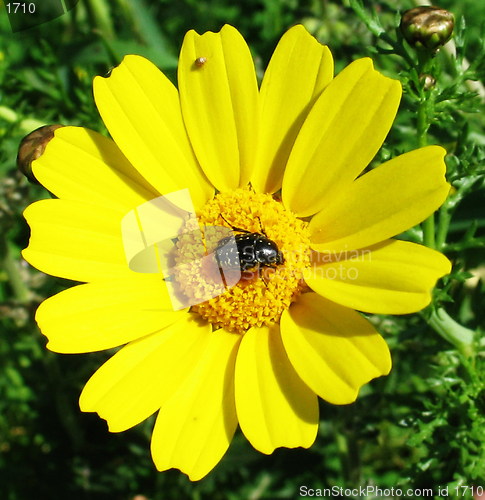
[[444, 238, 485, 251], [422, 214, 435, 248], [0, 238, 30, 303], [84, 0, 114, 38], [435, 207, 452, 251], [417, 95, 437, 248], [415, 50, 440, 249], [436, 175, 482, 251], [416, 99, 429, 148], [425, 307, 476, 357]]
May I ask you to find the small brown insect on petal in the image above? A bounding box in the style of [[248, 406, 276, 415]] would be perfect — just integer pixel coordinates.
[[194, 57, 207, 68]]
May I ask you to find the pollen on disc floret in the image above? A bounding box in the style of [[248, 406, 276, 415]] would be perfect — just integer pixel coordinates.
[[173, 188, 311, 334]]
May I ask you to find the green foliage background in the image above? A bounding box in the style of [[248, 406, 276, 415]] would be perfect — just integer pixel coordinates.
[[0, 0, 484, 499]]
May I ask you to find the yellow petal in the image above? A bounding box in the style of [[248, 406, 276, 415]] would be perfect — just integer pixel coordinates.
[[32, 126, 157, 212], [282, 58, 402, 217], [280, 293, 391, 405], [309, 146, 450, 251], [22, 199, 128, 282], [178, 25, 258, 190], [305, 239, 451, 314], [151, 328, 240, 481], [36, 274, 183, 353], [252, 24, 333, 193], [235, 325, 318, 454], [93, 55, 213, 210], [79, 314, 211, 433]]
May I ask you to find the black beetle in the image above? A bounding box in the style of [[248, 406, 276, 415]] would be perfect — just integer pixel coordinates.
[[214, 216, 284, 280]]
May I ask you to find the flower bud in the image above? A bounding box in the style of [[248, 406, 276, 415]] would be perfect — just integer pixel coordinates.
[[17, 125, 63, 183], [419, 73, 437, 90], [400, 6, 454, 51]]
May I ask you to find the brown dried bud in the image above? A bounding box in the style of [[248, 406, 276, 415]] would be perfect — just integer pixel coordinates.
[[400, 6, 454, 51], [17, 125, 63, 183]]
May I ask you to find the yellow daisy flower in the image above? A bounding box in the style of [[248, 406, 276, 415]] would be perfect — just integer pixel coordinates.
[[22, 24, 451, 480]]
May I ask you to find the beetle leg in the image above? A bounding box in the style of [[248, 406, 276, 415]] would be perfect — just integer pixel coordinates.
[[260, 264, 270, 288], [255, 216, 268, 237], [219, 213, 251, 234]]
